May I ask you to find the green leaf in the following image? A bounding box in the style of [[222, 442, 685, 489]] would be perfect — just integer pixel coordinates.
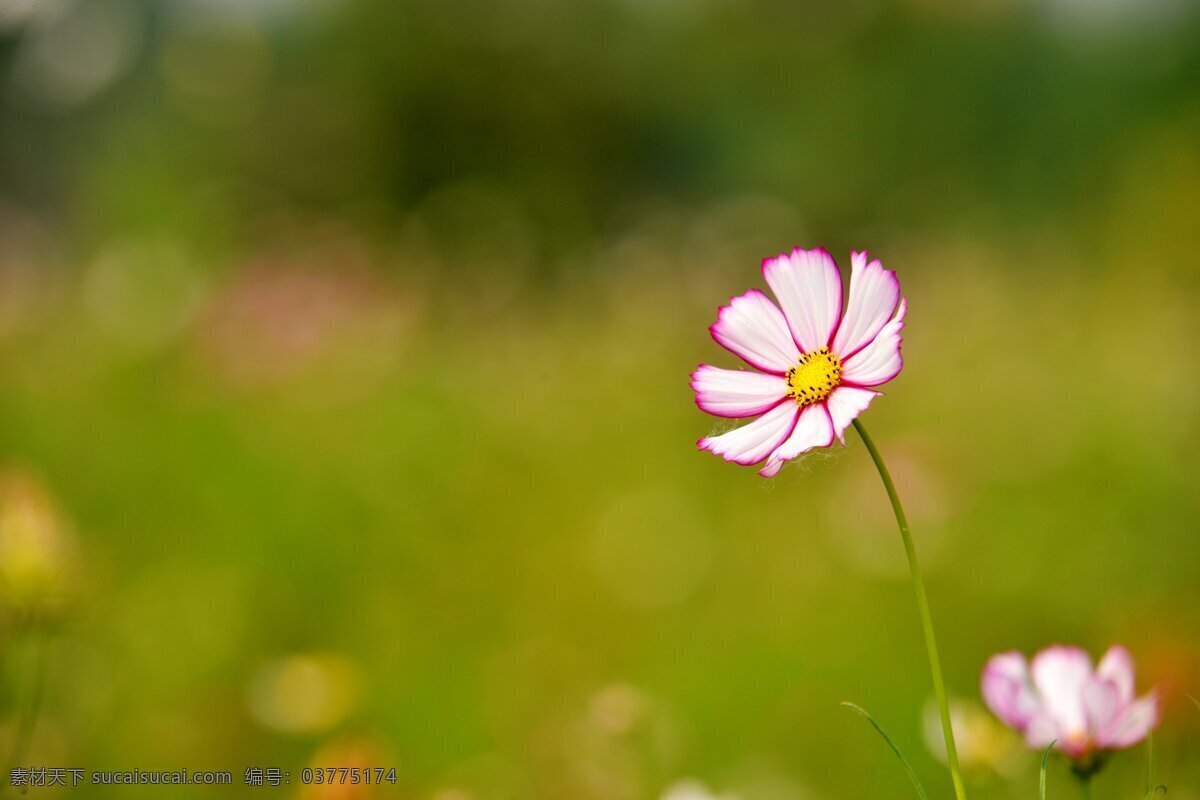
[[1144, 785, 1167, 800], [1039, 740, 1056, 800], [840, 701, 929, 800]]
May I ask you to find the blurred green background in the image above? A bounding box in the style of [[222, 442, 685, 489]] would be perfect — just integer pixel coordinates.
[[0, 0, 1198, 798]]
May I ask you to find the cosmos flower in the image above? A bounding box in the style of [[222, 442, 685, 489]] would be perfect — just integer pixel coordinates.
[[981, 645, 1159, 764], [692, 248, 905, 477]]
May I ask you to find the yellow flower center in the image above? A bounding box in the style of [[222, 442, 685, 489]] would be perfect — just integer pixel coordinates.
[[786, 347, 842, 407]]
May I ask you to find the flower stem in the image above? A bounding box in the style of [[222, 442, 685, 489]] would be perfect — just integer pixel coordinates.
[[852, 419, 966, 800], [1145, 733, 1154, 795], [7, 629, 49, 773]]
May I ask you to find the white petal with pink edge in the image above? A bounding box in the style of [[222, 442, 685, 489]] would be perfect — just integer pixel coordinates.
[[762, 248, 842, 353], [698, 400, 798, 466], [690, 365, 788, 418], [831, 251, 901, 361], [825, 386, 880, 444], [709, 290, 801, 374], [758, 403, 833, 477], [982, 651, 1043, 730], [1082, 677, 1121, 735], [1030, 645, 1093, 737], [1023, 713, 1059, 749], [1096, 692, 1159, 749], [1096, 645, 1136, 705], [841, 298, 906, 387]]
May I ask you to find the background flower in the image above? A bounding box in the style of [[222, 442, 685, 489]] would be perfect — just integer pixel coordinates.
[[982, 645, 1159, 762], [922, 697, 1023, 776]]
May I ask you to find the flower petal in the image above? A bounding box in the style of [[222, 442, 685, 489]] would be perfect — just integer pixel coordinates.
[[758, 402, 834, 477], [841, 298, 906, 387], [698, 401, 798, 466], [1030, 645, 1093, 738], [709, 290, 801, 374], [825, 386, 880, 444], [691, 365, 789, 419], [1024, 713, 1060, 750], [831, 251, 901, 361], [1096, 645, 1136, 706], [761, 247, 842, 353], [1096, 692, 1159, 749], [982, 651, 1043, 731], [1082, 677, 1121, 737]]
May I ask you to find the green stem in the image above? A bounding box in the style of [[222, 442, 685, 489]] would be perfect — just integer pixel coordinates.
[[7, 630, 49, 773], [853, 420, 966, 800], [1145, 733, 1154, 796]]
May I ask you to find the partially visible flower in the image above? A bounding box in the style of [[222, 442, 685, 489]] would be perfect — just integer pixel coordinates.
[[659, 779, 740, 800], [589, 682, 646, 735], [247, 653, 361, 736], [692, 248, 905, 477], [298, 737, 387, 800], [982, 645, 1159, 769], [922, 697, 1022, 776], [0, 471, 77, 618], [196, 249, 414, 389]]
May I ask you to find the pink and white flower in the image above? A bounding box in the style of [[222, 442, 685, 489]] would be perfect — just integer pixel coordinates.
[[981, 645, 1160, 762], [692, 248, 905, 477]]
